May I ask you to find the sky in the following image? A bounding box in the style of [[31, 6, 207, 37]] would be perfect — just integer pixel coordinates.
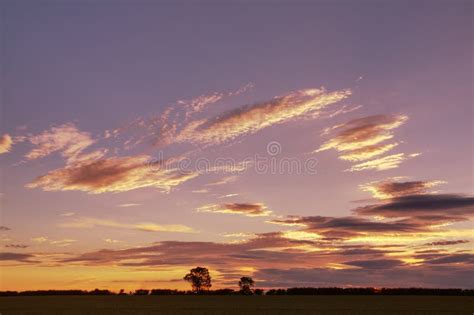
[[0, 1, 473, 291]]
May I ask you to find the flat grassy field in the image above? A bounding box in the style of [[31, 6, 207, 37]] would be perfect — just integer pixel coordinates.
[[0, 295, 472, 314]]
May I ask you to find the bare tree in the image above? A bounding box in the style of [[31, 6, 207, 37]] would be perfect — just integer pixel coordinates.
[[238, 276, 255, 295], [184, 267, 212, 293]]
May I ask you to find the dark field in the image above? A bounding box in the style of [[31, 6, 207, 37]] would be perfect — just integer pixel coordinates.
[[0, 295, 473, 315]]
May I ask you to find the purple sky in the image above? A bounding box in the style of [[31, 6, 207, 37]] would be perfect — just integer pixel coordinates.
[[0, 1, 473, 290]]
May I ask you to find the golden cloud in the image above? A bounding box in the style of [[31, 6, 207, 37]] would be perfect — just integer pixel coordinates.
[[339, 143, 399, 162], [176, 88, 351, 145], [197, 202, 272, 217], [0, 134, 13, 154], [347, 153, 420, 172], [316, 115, 408, 153], [360, 178, 446, 199], [26, 155, 198, 194], [59, 217, 195, 233], [316, 114, 417, 171], [25, 123, 96, 162]]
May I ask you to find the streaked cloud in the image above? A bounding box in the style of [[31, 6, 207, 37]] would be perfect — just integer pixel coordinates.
[[344, 259, 405, 269], [339, 143, 399, 162], [0, 226, 11, 231], [25, 123, 96, 163], [205, 176, 237, 187], [317, 114, 407, 153], [425, 240, 469, 246], [59, 212, 76, 217], [360, 178, 446, 199], [354, 194, 474, 219], [26, 155, 198, 194], [55, 231, 473, 288], [118, 203, 141, 208], [347, 153, 420, 172], [31, 236, 48, 243], [316, 114, 418, 171], [104, 238, 123, 244], [4, 244, 29, 249], [218, 193, 239, 199], [269, 215, 425, 240], [104, 83, 255, 148], [59, 217, 196, 233], [0, 252, 35, 262], [176, 88, 351, 145], [197, 203, 272, 217], [179, 92, 224, 117], [30, 236, 77, 247], [0, 134, 13, 154], [49, 239, 77, 247]]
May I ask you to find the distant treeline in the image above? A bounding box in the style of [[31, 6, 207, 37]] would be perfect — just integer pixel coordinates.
[[266, 288, 474, 296], [1, 288, 473, 296]]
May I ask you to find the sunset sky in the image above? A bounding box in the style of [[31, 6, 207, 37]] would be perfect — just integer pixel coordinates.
[[0, 1, 473, 291]]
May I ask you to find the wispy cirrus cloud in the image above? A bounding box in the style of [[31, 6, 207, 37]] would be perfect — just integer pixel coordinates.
[[25, 123, 97, 163], [29, 236, 77, 247], [31, 236, 48, 243], [4, 244, 29, 249], [0, 134, 13, 154], [317, 114, 407, 153], [348, 153, 420, 172], [316, 114, 418, 171], [425, 240, 469, 246], [269, 215, 425, 240], [118, 203, 141, 208], [0, 252, 35, 262], [104, 83, 254, 148], [339, 143, 399, 162], [179, 92, 224, 117], [197, 202, 272, 217], [59, 217, 196, 233], [360, 178, 446, 199], [49, 239, 77, 247], [26, 155, 198, 194], [204, 176, 237, 187], [176, 88, 351, 145], [354, 194, 474, 219], [59, 212, 76, 217]]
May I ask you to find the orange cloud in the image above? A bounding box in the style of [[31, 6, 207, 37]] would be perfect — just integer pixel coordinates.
[[0, 134, 13, 154], [360, 178, 446, 199], [347, 153, 420, 172], [25, 123, 96, 162], [354, 194, 474, 220], [26, 155, 198, 194], [59, 217, 196, 233], [339, 143, 399, 162], [316, 115, 417, 171], [176, 88, 351, 145], [197, 203, 272, 217], [269, 215, 426, 240], [316, 115, 408, 153]]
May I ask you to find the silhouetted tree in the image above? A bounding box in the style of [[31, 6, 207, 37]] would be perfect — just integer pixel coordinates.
[[238, 276, 255, 295], [184, 267, 212, 293]]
